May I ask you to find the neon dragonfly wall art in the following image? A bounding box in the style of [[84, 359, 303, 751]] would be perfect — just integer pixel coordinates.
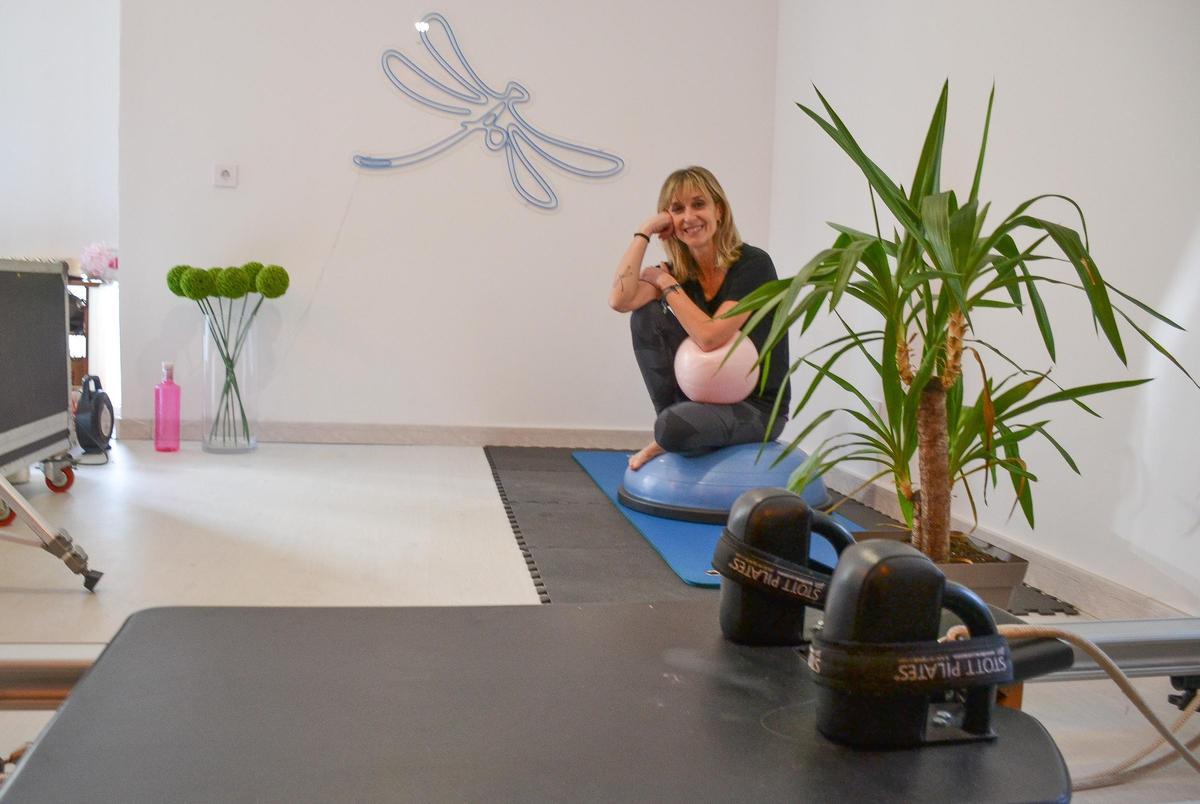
[[354, 13, 625, 210]]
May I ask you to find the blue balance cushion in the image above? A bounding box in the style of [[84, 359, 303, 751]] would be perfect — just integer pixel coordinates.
[[617, 441, 829, 524]]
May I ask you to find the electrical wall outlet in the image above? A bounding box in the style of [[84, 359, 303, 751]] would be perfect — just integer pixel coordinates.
[[213, 163, 239, 188]]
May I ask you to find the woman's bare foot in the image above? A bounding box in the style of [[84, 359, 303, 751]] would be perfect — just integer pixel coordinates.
[[628, 441, 665, 470]]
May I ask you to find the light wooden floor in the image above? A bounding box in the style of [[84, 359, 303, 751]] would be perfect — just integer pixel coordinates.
[[2, 441, 1196, 800], [0, 440, 539, 644]]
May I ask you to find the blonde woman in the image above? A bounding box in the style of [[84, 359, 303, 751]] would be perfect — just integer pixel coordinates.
[[609, 166, 791, 469]]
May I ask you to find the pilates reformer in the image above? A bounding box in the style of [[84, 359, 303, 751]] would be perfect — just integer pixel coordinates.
[[1, 602, 1197, 801]]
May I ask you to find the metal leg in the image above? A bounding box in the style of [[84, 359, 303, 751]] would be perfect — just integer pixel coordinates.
[[0, 473, 103, 591]]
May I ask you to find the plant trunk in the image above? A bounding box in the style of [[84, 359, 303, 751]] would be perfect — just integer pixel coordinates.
[[915, 380, 951, 563]]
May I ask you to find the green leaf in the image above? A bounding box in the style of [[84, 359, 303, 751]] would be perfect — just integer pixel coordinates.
[[783, 409, 838, 455], [967, 339, 1101, 417], [920, 191, 956, 273], [969, 83, 995, 203], [996, 423, 1035, 527], [1111, 307, 1200, 389], [1011, 215, 1124, 363], [1019, 264, 1056, 362], [910, 80, 949, 203], [1000, 193, 1092, 249], [799, 90, 925, 239], [859, 240, 896, 305], [948, 198, 978, 270], [1105, 281, 1185, 331], [1005, 378, 1151, 420], [790, 342, 867, 419], [896, 488, 916, 527], [831, 238, 871, 308], [991, 234, 1027, 309], [800, 358, 884, 426], [1034, 424, 1080, 474]]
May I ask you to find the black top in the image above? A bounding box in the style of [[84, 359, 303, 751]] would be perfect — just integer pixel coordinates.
[[680, 243, 791, 415]]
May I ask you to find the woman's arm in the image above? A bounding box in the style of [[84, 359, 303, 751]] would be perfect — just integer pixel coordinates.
[[608, 236, 659, 312], [657, 248, 776, 350], [609, 213, 674, 312], [657, 288, 749, 352]]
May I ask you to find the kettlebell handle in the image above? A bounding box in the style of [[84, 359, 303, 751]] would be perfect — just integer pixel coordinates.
[[941, 580, 998, 638], [811, 510, 856, 554], [80, 375, 102, 396], [941, 579, 1001, 735]]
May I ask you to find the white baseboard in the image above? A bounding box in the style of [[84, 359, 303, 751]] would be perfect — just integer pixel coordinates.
[[115, 419, 651, 450], [821, 465, 1186, 620]]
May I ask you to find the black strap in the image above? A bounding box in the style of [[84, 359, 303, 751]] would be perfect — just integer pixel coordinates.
[[711, 529, 831, 606], [808, 634, 1014, 695]]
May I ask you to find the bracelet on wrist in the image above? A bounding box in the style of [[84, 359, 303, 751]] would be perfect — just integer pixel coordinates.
[[662, 283, 682, 299], [633, 232, 650, 243]]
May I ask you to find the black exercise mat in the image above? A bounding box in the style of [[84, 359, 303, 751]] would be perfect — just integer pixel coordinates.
[[485, 446, 1081, 615], [485, 446, 712, 605], [1007, 583, 1080, 616]]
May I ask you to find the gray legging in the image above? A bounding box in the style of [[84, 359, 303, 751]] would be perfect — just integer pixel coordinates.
[[630, 301, 784, 454]]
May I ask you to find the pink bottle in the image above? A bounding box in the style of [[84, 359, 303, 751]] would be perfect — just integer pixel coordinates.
[[154, 361, 181, 452]]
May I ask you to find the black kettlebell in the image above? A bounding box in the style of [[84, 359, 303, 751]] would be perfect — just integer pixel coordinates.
[[814, 540, 1002, 748], [717, 488, 856, 645]]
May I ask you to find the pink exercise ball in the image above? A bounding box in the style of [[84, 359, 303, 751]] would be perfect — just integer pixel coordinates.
[[674, 334, 760, 404]]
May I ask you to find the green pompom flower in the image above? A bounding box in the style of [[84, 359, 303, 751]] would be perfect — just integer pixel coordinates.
[[242, 261, 264, 287], [166, 265, 191, 296], [180, 267, 216, 300], [206, 267, 226, 297], [256, 264, 290, 298], [216, 267, 251, 298]]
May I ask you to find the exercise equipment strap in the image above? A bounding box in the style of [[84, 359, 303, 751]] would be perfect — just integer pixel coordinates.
[[808, 634, 1014, 694], [711, 529, 830, 606]]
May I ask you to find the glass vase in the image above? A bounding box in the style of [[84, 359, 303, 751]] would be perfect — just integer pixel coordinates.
[[201, 312, 257, 453]]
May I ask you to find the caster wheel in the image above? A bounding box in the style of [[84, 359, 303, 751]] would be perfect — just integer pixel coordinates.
[[46, 465, 75, 493], [0, 504, 14, 527]]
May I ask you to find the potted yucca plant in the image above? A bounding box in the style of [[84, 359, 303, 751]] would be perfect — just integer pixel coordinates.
[[734, 83, 1194, 592]]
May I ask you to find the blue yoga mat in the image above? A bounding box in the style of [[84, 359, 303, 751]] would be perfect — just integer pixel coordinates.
[[573, 451, 862, 588]]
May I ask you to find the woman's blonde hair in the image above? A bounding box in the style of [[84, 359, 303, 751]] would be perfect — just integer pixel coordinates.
[[657, 166, 742, 283]]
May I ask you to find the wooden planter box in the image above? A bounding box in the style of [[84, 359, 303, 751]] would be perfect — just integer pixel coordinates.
[[852, 530, 1029, 610]]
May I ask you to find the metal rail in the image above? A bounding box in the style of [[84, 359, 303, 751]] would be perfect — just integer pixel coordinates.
[[1029, 618, 1200, 682], [0, 645, 104, 710]]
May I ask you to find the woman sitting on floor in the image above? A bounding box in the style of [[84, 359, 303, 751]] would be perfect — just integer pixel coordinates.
[[608, 166, 791, 470]]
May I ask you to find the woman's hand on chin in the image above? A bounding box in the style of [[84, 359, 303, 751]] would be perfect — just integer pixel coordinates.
[[641, 211, 674, 241]]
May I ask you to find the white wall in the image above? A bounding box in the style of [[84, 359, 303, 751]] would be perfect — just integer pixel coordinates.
[[1, 0, 122, 409], [15, 0, 1193, 614], [0, 0, 119, 256], [118, 0, 779, 431], [770, 0, 1200, 614]]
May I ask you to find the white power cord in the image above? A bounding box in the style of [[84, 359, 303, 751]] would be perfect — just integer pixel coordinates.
[[946, 623, 1200, 791], [1072, 691, 1200, 791]]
